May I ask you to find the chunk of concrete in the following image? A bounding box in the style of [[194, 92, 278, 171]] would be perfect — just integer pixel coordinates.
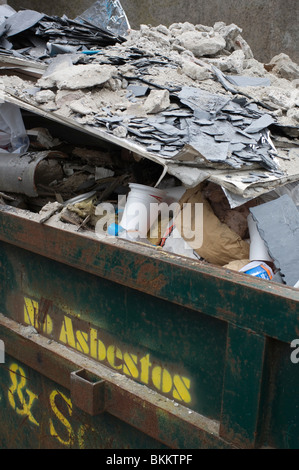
[[178, 31, 226, 57], [112, 126, 128, 138], [69, 100, 94, 115], [261, 86, 297, 110], [287, 108, 299, 123], [169, 22, 196, 36], [38, 64, 117, 90], [35, 89, 56, 104], [269, 53, 299, 81], [167, 163, 210, 188], [213, 22, 243, 50], [144, 89, 170, 114], [232, 34, 254, 59], [205, 50, 245, 74]]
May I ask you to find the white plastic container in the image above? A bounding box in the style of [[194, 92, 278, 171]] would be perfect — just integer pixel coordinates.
[[247, 214, 272, 262], [119, 184, 166, 237]]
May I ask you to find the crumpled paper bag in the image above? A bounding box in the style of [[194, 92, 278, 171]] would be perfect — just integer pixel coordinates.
[[175, 184, 250, 266]]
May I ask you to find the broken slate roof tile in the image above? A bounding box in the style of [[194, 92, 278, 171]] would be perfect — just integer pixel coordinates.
[[193, 109, 213, 121], [233, 151, 261, 161], [162, 110, 192, 118], [189, 131, 230, 162], [146, 144, 162, 152], [250, 194, 299, 286], [225, 74, 271, 87], [4, 10, 45, 38], [178, 86, 230, 115], [200, 124, 225, 136], [229, 114, 245, 122], [245, 114, 276, 134], [249, 172, 270, 178], [149, 122, 185, 137], [127, 84, 149, 97]]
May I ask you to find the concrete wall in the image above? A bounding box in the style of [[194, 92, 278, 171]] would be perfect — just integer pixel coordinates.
[[7, 0, 299, 63]]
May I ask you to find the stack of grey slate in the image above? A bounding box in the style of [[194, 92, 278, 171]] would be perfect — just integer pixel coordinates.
[[0, 7, 125, 60], [94, 85, 281, 175]]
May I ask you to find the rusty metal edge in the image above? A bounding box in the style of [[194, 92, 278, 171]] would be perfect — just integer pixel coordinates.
[[0, 313, 236, 449], [0, 206, 298, 343]]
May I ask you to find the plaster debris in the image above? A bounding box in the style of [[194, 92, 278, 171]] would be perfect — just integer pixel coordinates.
[[178, 31, 226, 57], [180, 60, 212, 82], [0, 3, 298, 285], [35, 90, 56, 104], [38, 64, 117, 91], [69, 99, 95, 115]]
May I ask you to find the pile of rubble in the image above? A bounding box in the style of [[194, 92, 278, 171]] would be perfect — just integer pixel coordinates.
[[0, 2, 298, 288]]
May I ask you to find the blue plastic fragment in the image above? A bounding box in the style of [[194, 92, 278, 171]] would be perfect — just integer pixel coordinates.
[[108, 223, 124, 236], [81, 50, 102, 55]]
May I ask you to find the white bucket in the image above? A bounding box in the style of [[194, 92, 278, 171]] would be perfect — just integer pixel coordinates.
[[164, 186, 186, 204], [119, 183, 166, 237], [247, 214, 272, 262]]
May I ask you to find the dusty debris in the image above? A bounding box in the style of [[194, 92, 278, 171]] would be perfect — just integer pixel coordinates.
[[37, 64, 117, 91], [144, 89, 170, 114], [71, 147, 115, 167], [20, 325, 38, 338], [178, 31, 226, 57], [35, 90, 56, 104], [27, 128, 61, 149], [35, 158, 64, 186], [180, 59, 212, 82], [1, 16, 296, 201], [39, 201, 63, 224], [266, 53, 299, 81], [69, 99, 95, 116], [250, 195, 299, 286], [0, 5, 298, 287], [202, 50, 246, 75]]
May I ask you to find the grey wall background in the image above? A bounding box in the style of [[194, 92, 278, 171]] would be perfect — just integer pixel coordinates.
[[6, 0, 299, 63]]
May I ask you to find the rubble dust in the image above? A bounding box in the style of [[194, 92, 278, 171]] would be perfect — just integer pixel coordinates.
[[0, 4, 298, 287]]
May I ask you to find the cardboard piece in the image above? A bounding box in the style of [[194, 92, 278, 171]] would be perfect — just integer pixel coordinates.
[[223, 259, 250, 271], [175, 184, 250, 266]]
